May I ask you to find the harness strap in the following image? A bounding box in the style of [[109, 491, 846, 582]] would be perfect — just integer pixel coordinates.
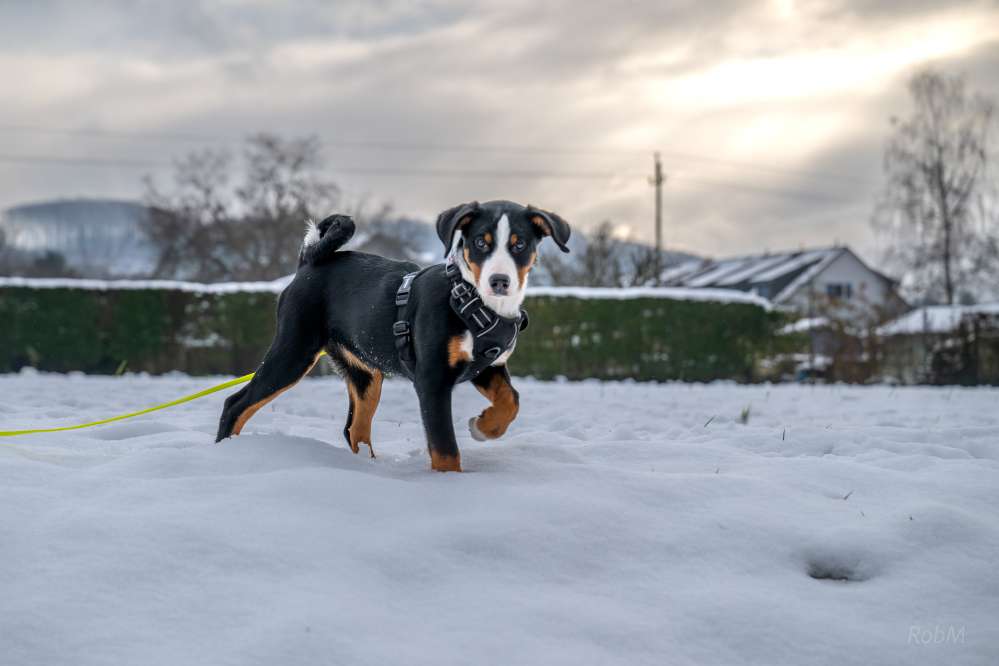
[[393, 260, 528, 382], [393, 269, 426, 379]]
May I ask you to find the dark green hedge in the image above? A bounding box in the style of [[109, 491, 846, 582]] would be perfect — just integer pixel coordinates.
[[0, 286, 783, 381]]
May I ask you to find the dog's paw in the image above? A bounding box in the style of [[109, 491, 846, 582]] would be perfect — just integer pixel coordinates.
[[468, 416, 489, 442]]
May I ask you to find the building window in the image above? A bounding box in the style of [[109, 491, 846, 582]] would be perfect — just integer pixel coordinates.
[[826, 283, 852, 300]]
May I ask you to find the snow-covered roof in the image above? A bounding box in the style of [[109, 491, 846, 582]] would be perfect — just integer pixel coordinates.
[[714, 254, 791, 286], [0, 276, 772, 308], [877, 304, 999, 336], [665, 247, 843, 294], [658, 259, 706, 285], [683, 258, 752, 288], [662, 246, 899, 305], [771, 249, 843, 303]]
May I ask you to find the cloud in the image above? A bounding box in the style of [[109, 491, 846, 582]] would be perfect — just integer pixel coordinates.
[[1, 0, 998, 263]]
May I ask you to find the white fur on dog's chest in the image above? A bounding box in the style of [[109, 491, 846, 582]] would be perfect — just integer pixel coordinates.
[[492, 343, 514, 366], [458, 330, 514, 367]]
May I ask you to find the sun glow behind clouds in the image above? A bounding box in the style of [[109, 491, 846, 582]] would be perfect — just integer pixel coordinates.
[[652, 9, 993, 111], [608, 4, 999, 204]]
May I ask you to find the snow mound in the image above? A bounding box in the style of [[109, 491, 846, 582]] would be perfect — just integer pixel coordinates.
[[1, 376, 997, 665]]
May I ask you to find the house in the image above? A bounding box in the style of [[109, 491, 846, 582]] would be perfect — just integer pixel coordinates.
[[662, 246, 907, 323], [877, 304, 999, 384]]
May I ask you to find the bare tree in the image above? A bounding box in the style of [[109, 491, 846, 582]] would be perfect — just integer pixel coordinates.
[[579, 221, 624, 287], [627, 245, 662, 287], [873, 69, 997, 304], [144, 134, 340, 281], [540, 220, 624, 287]]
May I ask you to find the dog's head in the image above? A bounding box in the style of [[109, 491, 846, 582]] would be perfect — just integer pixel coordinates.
[[436, 200, 571, 317]]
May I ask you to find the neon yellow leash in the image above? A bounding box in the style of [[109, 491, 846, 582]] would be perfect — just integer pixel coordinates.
[[0, 372, 256, 438], [1, 351, 331, 439]]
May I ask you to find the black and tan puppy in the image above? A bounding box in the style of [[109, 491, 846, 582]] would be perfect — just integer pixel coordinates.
[[215, 200, 570, 471]]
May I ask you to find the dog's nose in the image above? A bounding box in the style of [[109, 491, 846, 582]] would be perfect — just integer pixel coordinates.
[[489, 274, 511, 295]]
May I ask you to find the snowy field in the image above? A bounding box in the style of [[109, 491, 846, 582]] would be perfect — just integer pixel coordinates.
[[1, 372, 997, 666]]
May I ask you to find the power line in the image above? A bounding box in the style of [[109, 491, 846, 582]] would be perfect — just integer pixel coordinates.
[[0, 154, 169, 169], [0, 124, 644, 157], [659, 150, 869, 186], [0, 123, 869, 185], [0, 152, 863, 204], [0, 153, 628, 180], [669, 174, 857, 204]]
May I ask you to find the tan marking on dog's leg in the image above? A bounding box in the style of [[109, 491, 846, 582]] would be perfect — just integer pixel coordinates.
[[473, 372, 519, 439], [336, 346, 382, 457], [347, 370, 382, 458], [430, 450, 462, 472], [339, 347, 369, 371], [447, 335, 472, 367], [232, 353, 321, 435]]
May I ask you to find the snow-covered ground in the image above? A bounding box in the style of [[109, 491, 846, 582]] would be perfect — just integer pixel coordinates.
[[1, 372, 997, 666]]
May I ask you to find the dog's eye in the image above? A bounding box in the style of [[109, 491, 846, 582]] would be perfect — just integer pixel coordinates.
[[511, 238, 526, 254], [474, 236, 489, 251]]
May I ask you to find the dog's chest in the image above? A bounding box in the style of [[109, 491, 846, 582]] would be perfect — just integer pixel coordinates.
[[457, 330, 515, 367]]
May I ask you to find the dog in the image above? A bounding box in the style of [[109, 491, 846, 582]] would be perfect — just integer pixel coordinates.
[[215, 200, 570, 472]]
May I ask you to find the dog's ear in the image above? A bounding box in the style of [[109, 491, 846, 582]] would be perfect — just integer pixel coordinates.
[[436, 201, 480, 256], [527, 206, 571, 253]]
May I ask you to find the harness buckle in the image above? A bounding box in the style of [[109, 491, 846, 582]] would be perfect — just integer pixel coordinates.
[[396, 272, 417, 306], [392, 321, 410, 337], [451, 282, 472, 301]]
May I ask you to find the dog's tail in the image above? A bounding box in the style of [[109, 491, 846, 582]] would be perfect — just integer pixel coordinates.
[[298, 214, 355, 267]]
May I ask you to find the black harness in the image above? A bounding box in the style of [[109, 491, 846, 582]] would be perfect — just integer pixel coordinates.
[[394, 258, 528, 382]]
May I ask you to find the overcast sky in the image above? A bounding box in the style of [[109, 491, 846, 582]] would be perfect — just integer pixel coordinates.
[[2, 0, 998, 262]]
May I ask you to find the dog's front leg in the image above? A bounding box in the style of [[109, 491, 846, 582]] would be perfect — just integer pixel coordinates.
[[416, 378, 462, 472], [468, 364, 520, 441]]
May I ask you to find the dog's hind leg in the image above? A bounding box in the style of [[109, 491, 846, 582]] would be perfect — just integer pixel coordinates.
[[215, 325, 324, 442], [332, 347, 383, 457], [468, 364, 520, 441]]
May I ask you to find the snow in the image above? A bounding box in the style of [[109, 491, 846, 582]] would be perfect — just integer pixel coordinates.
[[778, 316, 831, 335], [0, 275, 295, 294], [1, 276, 772, 307], [527, 285, 771, 307], [878, 304, 999, 336], [2, 373, 997, 665]]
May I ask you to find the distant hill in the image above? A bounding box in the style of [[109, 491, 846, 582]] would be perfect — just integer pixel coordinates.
[[0, 198, 157, 278], [0, 198, 699, 283]]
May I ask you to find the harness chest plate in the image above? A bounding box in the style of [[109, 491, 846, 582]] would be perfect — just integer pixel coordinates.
[[393, 261, 527, 382]]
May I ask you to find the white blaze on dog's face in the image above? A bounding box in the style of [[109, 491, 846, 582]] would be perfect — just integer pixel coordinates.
[[437, 201, 571, 319]]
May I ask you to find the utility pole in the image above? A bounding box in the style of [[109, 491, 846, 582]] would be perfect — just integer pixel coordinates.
[[649, 152, 665, 285]]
